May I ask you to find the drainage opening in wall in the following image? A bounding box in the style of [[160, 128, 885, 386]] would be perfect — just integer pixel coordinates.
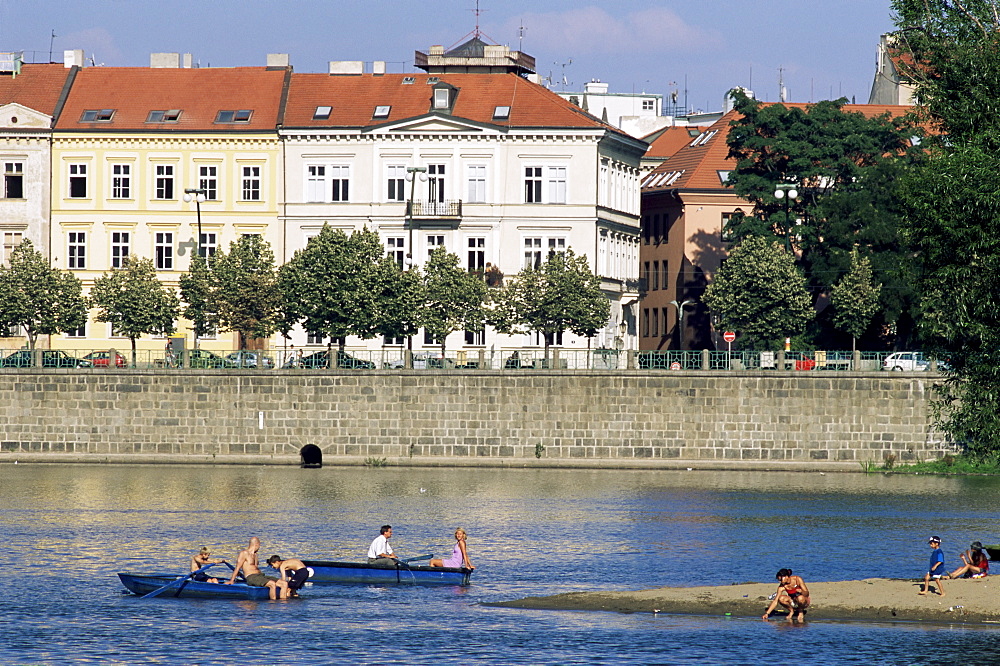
[[300, 444, 322, 468]]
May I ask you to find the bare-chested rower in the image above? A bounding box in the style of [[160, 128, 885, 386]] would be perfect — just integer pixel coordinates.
[[226, 537, 289, 600]]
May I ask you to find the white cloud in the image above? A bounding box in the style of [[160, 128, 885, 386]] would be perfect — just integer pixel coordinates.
[[502, 6, 720, 55]]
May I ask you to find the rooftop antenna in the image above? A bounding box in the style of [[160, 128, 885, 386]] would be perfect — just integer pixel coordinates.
[[472, 0, 484, 38], [778, 66, 787, 103], [518, 21, 525, 52], [49, 30, 57, 63], [555, 58, 572, 90]]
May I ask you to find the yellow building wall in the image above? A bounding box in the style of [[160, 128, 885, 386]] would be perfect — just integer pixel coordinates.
[[49, 133, 283, 356]]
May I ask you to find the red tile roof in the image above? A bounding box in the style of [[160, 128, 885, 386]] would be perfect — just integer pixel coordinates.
[[55, 67, 288, 131], [283, 72, 623, 132], [0, 63, 73, 117], [642, 125, 699, 159], [642, 103, 915, 192]]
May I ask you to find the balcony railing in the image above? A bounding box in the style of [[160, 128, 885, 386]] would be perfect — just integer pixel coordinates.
[[407, 200, 462, 218]]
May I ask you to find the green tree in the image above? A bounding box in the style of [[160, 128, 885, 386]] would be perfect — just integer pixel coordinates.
[[724, 90, 920, 346], [0, 239, 87, 351], [702, 236, 813, 349], [830, 248, 881, 353], [421, 246, 486, 355], [890, 0, 1000, 457], [209, 235, 281, 349], [278, 226, 389, 366], [374, 257, 425, 347], [488, 248, 609, 355], [178, 254, 214, 348], [90, 256, 179, 364]]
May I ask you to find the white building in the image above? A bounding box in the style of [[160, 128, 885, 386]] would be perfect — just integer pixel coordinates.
[[280, 66, 647, 358]]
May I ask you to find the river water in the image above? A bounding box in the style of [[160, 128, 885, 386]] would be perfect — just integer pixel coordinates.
[[1, 464, 999, 665]]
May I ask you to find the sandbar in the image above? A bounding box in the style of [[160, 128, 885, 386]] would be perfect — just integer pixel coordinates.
[[493, 577, 1000, 624]]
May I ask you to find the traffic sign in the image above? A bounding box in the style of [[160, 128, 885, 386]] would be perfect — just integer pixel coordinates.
[[670, 361, 681, 370], [723, 331, 736, 343]]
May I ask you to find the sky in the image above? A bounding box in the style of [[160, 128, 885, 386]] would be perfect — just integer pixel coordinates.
[[2, 0, 896, 114]]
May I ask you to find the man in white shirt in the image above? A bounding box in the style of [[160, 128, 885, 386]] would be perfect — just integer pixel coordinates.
[[368, 525, 397, 567]]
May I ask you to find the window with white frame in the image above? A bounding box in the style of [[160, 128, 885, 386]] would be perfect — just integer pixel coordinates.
[[547, 166, 567, 204], [306, 165, 326, 202], [199, 232, 217, 259], [110, 323, 126, 338], [68, 163, 88, 198], [387, 165, 406, 202], [423, 328, 440, 345], [111, 231, 129, 269], [241, 166, 261, 201], [154, 164, 175, 200], [66, 323, 86, 338], [524, 167, 542, 203], [3, 161, 23, 199], [427, 234, 444, 259], [642, 99, 655, 111], [384, 335, 404, 346], [523, 236, 565, 269], [427, 164, 445, 202], [110, 164, 130, 199], [467, 237, 485, 272], [68, 231, 86, 269], [464, 325, 485, 346], [154, 231, 173, 270], [467, 164, 486, 203], [306, 331, 328, 345], [330, 165, 349, 202], [199, 165, 218, 200], [2, 231, 22, 265], [386, 237, 405, 268]]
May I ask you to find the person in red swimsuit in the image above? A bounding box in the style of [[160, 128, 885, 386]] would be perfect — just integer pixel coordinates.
[[950, 541, 990, 579], [762, 568, 811, 622]]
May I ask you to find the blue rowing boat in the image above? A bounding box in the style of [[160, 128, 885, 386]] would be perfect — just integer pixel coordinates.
[[118, 572, 274, 600], [302, 560, 473, 586]]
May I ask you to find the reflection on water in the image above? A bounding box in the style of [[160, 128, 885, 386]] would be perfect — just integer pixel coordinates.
[[2, 465, 999, 664]]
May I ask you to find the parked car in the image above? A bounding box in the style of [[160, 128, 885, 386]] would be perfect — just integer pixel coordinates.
[[883, 351, 930, 372], [387, 352, 454, 369], [0, 349, 91, 368], [224, 351, 275, 369], [186, 349, 239, 369], [284, 350, 375, 369], [82, 350, 127, 368]]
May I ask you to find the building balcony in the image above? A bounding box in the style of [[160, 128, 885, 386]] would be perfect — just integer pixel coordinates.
[[407, 200, 462, 219]]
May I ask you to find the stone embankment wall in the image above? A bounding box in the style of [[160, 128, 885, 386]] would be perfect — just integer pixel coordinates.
[[0, 370, 952, 468]]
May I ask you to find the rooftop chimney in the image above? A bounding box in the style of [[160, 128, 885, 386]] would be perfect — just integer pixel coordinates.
[[267, 53, 290, 68], [64, 49, 84, 69], [150, 53, 181, 68], [329, 61, 363, 75]]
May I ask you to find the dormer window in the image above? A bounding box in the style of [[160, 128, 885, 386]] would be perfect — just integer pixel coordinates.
[[147, 110, 181, 123], [493, 105, 511, 120], [373, 105, 391, 119], [81, 109, 115, 122], [313, 106, 332, 120], [216, 109, 252, 123], [433, 88, 450, 109]]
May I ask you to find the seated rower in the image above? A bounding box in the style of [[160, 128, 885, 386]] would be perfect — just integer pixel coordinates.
[[190, 546, 227, 583]]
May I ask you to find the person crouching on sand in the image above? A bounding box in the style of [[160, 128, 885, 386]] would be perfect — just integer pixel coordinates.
[[919, 535, 946, 596], [762, 568, 810, 622]]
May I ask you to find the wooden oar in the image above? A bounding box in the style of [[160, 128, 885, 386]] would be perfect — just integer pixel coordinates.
[[398, 554, 433, 566], [140, 564, 213, 599]]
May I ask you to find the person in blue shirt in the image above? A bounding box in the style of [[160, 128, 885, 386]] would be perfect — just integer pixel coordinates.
[[919, 535, 946, 596]]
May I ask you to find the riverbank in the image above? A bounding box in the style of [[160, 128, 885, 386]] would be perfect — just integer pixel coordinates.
[[493, 577, 1000, 624], [0, 452, 869, 471]]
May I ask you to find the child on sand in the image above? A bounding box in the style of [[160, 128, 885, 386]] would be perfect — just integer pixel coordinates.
[[919, 535, 946, 596]]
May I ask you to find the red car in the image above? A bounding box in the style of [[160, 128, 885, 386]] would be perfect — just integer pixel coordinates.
[[82, 350, 127, 368]]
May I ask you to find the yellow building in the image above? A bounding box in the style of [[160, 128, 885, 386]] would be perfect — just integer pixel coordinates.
[[50, 55, 289, 356]]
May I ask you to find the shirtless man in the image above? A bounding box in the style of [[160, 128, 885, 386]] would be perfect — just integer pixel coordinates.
[[266, 555, 310, 597], [190, 546, 227, 584], [226, 537, 289, 600]]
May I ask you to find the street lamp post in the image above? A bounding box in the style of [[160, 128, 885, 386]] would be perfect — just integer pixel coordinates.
[[669, 299, 694, 349], [773, 183, 798, 252], [403, 167, 427, 359], [183, 188, 207, 353], [183, 187, 207, 259]]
